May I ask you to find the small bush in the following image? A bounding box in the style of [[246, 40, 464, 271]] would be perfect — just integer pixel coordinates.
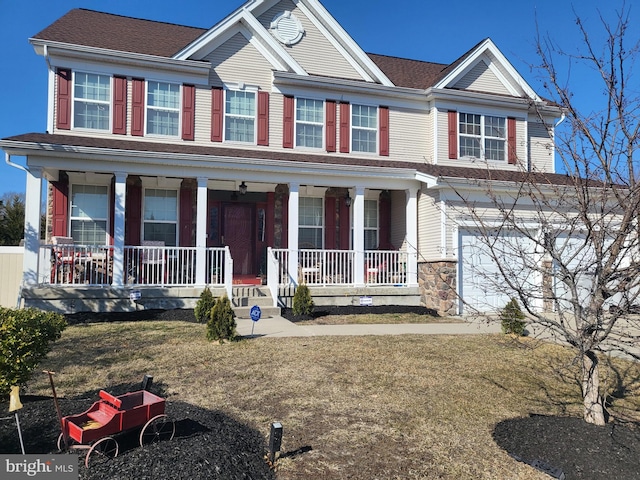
[[500, 298, 526, 335], [0, 307, 67, 396], [207, 295, 237, 342], [292, 284, 314, 316], [194, 287, 216, 323]]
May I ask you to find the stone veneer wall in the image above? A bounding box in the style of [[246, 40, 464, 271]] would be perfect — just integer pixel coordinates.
[[419, 261, 458, 316]]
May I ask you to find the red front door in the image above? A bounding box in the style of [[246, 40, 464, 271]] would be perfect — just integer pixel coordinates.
[[223, 203, 255, 276]]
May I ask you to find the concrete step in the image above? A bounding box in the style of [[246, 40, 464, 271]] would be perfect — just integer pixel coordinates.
[[231, 285, 280, 319]]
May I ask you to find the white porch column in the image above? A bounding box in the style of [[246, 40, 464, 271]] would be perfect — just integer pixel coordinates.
[[111, 172, 127, 287], [353, 186, 365, 286], [195, 177, 208, 287], [406, 186, 419, 287], [22, 167, 42, 286], [287, 183, 299, 284]]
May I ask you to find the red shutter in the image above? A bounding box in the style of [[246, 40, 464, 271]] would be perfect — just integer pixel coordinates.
[[112, 76, 127, 135], [182, 84, 195, 141], [257, 91, 269, 146], [131, 79, 145, 137], [324, 196, 336, 249], [339, 102, 350, 153], [326, 100, 336, 152], [448, 110, 458, 159], [379, 106, 389, 156], [180, 185, 193, 246], [379, 194, 391, 249], [125, 183, 142, 246], [508, 117, 517, 165], [211, 87, 223, 142], [339, 199, 350, 249], [266, 192, 275, 246], [56, 68, 72, 130], [51, 179, 69, 237], [283, 95, 294, 148]]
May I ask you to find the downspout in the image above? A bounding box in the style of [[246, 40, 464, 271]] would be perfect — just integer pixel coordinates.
[[43, 44, 52, 70], [5, 152, 28, 173]]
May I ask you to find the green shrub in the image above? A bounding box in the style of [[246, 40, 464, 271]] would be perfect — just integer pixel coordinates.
[[292, 284, 314, 316], [207, 295, 237, 342], [0, 307, 67, 396], [500, 298, 526, 335], [194, 287, 216, 324]]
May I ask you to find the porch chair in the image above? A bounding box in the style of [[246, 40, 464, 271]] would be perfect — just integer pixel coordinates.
[[51, 236, 81, 284], [140, 240, 165, 284]]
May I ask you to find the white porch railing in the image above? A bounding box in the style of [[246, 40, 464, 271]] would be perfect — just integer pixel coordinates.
[[39, 244, 229, 288], [269, 249, 407, 287]]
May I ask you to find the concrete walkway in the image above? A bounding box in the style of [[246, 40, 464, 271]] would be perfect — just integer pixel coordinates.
[[235, 315, 501, 338]]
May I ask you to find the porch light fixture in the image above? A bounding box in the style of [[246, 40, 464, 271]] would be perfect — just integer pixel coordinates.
[[239, 181, 248, 195], [344, 192, 352, 208]]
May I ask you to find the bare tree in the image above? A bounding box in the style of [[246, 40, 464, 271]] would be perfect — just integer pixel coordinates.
[[450, 4, 640, 426]]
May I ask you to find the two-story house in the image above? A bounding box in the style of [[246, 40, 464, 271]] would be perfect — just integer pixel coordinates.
[[1, 0, 566, 316]]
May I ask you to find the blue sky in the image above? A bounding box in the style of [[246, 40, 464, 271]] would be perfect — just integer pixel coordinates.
[[0, 0, 628, 197]]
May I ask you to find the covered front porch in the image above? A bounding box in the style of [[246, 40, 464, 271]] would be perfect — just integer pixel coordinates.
[[20, 163, 421, 313]]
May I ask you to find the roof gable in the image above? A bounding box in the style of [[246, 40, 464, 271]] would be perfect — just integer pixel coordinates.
[[434, 38, 541, 101], [174, 0, 394, 85]]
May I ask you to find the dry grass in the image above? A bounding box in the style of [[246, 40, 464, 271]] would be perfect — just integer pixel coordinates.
[[27, 321, 640, 480]]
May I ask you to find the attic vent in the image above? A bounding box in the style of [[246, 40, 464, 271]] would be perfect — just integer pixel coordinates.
[[270, 11, 304, 45]]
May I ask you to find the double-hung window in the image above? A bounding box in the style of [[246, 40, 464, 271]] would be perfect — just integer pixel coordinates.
[[459, 113, 506, 161], [74, 72, 111, 130], [143, 189, 178, 246], [298, 197, 324, 249], [225, 90, 256, 142], [70, 185, 109, 244], [352, 104, 378, 153], [147, 81, 180, 136], [296, 98, 323, 148], [364, 199, 379, 250]]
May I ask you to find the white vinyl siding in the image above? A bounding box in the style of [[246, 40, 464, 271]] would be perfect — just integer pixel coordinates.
[[417, 191, 442, 261], [257, 2, 363, 81], [528, 120, 554, 173], [452, 59, 511, 96], [390, 190, 407, 252], [206, 33, 273, 89]]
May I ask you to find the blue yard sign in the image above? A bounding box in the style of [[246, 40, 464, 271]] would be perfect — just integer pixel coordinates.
[[250, 305, 262, 336]]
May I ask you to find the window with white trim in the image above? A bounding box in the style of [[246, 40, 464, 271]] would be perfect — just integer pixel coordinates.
[[147, 81, 180, 136], [298, 197, 324, 249], [70, 184, 109, 244], [225, 89, 256, 142], [459, 113, 506, 161], [73, 72, 111, 130], [352, 104, 378, 153], [364, 199, 379, 250], [143, 189, 178, 246], [296, 98, 323, 148]]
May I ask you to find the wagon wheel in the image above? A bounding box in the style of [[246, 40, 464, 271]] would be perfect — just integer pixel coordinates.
[[57, 433, 77, 451], [140, 414, 175, 446], [85, 436, 119, 468]]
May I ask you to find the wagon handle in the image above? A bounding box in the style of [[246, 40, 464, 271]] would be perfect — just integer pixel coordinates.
[[43, 370, 68, 450]]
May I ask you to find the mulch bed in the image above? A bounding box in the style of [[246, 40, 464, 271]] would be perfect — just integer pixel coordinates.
[[0, 381, 275, 480]]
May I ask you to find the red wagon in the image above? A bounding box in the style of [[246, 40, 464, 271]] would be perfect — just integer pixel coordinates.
[[57, 389, 175, 467]]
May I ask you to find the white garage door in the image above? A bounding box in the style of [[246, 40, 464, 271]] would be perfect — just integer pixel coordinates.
[[459, 229, 536, 314], [553, 234, 595, 310]]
